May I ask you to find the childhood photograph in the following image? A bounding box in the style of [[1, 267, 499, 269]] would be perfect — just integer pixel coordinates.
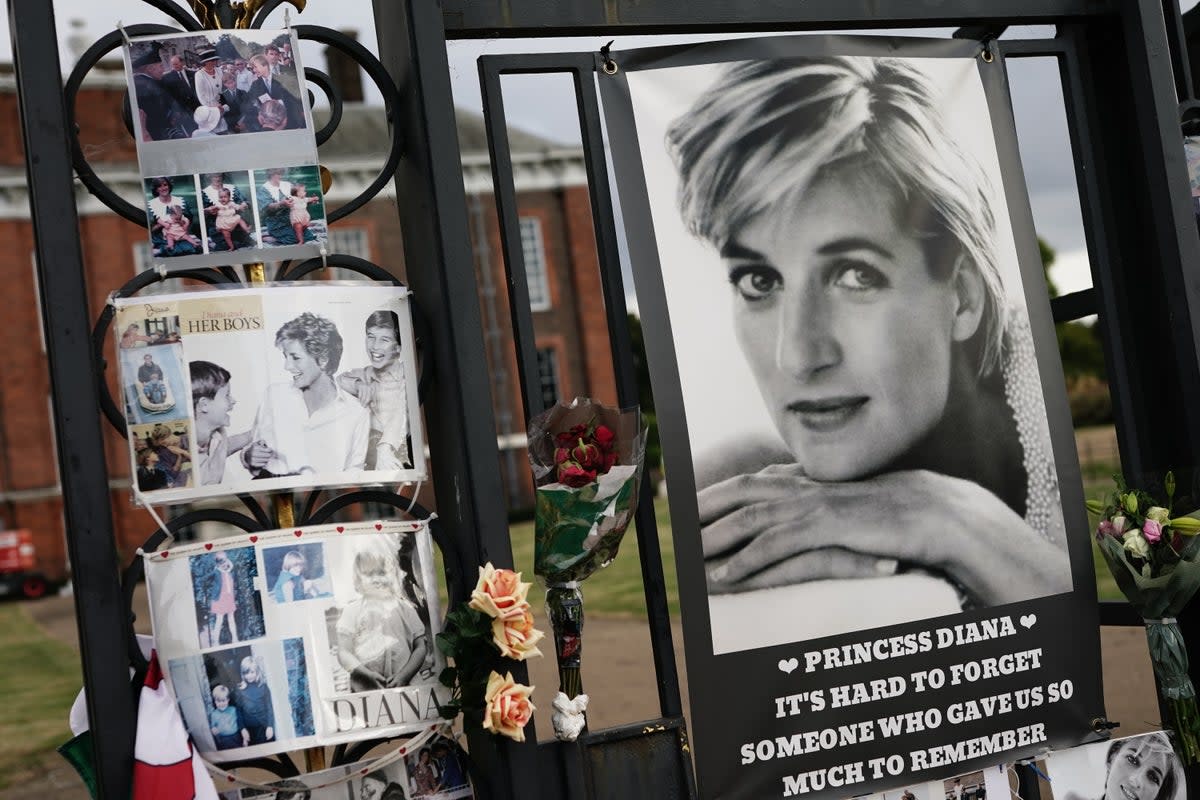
[[264, 542, 334, 604], [323, 533, 437, 696], [167, 639, 315, 761], [189, 545, 265, 649], [618, 48, 1075, 653], [130, 419, 193, 493], [120, 343, 187, 424]]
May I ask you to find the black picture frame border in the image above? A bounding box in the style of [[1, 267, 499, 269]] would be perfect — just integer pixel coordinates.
[[600, 32, 1104, 799]]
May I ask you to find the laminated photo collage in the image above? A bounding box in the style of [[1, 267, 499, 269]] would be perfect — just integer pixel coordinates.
[[114, 284, 426, 505], [144, 520, 448, 764], [125, 28, 327, 269], [216, 733, 473, 799]]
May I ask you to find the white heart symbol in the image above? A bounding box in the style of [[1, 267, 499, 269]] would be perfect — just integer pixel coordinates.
[[778, 658, 799, 674], [1020, 614, 1037, 629]]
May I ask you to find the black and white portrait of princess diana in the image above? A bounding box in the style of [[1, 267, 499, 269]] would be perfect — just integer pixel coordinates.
[[619, 43, 1076, 653]]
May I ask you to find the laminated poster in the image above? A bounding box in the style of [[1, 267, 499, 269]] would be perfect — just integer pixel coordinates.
[[124, 28, 327, 269], [599, 34, 1104, 798], [144, 520, 446, 763], [114, 283, 425, 505]]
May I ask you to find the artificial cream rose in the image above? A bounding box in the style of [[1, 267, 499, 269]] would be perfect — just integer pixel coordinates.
[[1147, 506, 1171, 524], [482, 671, 535, 742], [469, 563, 532, 621], [1123, 530, 1151, 559], [492, 607, 545, 661]]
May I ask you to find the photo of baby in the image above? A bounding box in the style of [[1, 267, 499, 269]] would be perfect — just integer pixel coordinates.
[[188, 545, 265, 649], [200, 170, 257, 253], [252, 165, 327, 249], [144, 174, 205, 259]]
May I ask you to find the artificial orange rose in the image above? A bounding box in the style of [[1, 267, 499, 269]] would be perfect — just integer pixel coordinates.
[[468, 563, 531, 621], [491, 607, 545, 661], [482, 671, 535, 742]]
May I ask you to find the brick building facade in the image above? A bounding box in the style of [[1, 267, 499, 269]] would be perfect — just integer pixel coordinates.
[[0, 62, 615, 583]]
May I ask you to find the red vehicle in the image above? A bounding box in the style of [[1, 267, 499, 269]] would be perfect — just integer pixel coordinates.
[[0, 529, 51, 599]]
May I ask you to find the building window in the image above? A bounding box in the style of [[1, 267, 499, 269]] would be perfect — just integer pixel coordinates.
[[327, 227, 372, 260], [324, 227, 375, 281], [132, 241, 153, 274], [535, 347, 560, 410], [520, 217, 550, 311]]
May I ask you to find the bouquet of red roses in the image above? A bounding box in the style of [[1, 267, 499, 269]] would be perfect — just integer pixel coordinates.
[[1088, 471, 1200, 764], [527, 397, 646, 739]]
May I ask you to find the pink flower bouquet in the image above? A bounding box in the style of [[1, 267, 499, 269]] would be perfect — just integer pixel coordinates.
[[1089, 472, 1200, 764]]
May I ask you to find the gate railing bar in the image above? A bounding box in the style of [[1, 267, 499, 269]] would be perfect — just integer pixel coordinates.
[[476, 57, 546, 422], [478, 49, 689, 722], [997, 37, 1071, 57], [1051, 289, 1099, 324], [9, 0, 135, 796], [441, 0, 1118, 40], [572, 56, 688, 726], [372, 2, 543, 798], [1123, 1, 1200, 421], [1052, 25, 1148, 474], [1161, 0, 1196, 104]]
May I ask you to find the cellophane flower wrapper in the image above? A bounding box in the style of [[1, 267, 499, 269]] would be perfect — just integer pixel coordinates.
[[528, 398, 647, 706], [1098, 530, 1200, 764], [528, 398, 647, 586]]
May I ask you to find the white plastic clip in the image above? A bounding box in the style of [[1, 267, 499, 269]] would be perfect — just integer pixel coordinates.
[[155, 262, 168, 279], [320, 245, 329, 271], [117, 21, 133, 48]]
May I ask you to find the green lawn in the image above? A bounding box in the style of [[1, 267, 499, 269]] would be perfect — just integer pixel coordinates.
[[1081, 457, 1123, 602], [507, 495, 680, 618], [0, 603, 82, 791]]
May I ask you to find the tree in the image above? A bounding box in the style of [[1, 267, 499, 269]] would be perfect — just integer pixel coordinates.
[[1040, 236, 1111, 424]]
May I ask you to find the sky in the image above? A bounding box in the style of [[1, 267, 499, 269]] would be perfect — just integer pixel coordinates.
[[3, 0, 1199, 297]]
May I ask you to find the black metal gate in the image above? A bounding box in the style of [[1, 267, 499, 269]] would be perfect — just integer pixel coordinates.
[[10, 0, 1200, 797]]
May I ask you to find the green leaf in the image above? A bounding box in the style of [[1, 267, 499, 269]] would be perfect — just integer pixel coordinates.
[[436, 631, 460, 656], [1086, 499, 1106, 516], [1167, 471, 1177, 503], [438, 704, 462, 720], [439, 667, 458, 687]]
